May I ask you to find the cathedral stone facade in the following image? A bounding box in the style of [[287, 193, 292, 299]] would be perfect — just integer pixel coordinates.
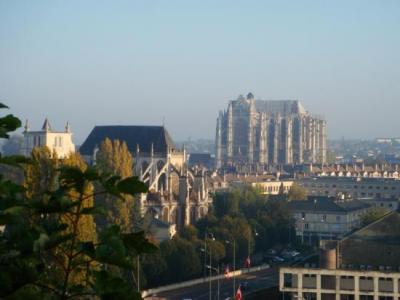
[[79, 125, 211, 229], [215, 93, 327, 170]]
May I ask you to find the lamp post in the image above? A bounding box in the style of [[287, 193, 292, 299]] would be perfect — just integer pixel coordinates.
[[209, 248, 212, 300], [225, 239, 236, 298], [204, 232, 215, 279], [200, 247, 212, 300], [137, 256, 140, 292], [301, 217, 305, 244], [202, 233, 215, 300], [247, 229, 258, 270], [206, 265, 220, 300]]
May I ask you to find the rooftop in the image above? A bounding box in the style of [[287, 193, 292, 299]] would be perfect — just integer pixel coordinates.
[[288, 197, 370, 213], [79, 125, 176, 156]]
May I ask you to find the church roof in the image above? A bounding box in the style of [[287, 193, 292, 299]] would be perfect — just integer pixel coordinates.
[[188, 153, 213, 167], [254, 100, 306, 115], [42, 118, 52, 131], [79, 125, 176, 156]]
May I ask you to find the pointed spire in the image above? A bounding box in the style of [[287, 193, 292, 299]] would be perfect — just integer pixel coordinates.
[[24, 119, 29, 133], [136, 144, 140, 155], [65, 121, 71, 133], [42, 118, 51, 131]]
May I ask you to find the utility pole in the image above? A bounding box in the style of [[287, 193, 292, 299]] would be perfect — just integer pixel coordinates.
[[217, 265, 220, 300], [137, 255, 140, 292], [204, 233, 207, 279], [209, 248, 212, 300], [233, 239, 236, 298]]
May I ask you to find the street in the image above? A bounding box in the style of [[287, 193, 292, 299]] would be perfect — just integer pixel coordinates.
[[153, 267, 279, 300]]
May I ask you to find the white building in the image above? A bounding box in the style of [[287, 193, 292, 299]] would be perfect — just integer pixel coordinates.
[[288, 197, 371, 242], [299, 177, 400, 199], [280, 266, 400, 300], [22, 119, 75, 158]]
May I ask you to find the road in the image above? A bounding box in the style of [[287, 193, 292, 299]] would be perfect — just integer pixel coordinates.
[[153, 267, 279, 300]]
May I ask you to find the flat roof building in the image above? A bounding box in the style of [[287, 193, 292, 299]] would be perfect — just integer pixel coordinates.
[[280, 210, 400, 300]]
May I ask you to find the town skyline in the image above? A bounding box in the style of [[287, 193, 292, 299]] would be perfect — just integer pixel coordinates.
[[2, 1, 400, 143]]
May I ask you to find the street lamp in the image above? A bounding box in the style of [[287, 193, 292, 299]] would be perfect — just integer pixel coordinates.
[[206, 265, 220, 300], [202, 232, 215, 300], [225, 239, 236, 298], [247, 229, 258, 269], [203, 232, 215, 279]]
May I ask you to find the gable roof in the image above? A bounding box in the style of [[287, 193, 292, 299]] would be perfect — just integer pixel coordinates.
[[79, 125, 176, 156], [288, 197, 370, 213]]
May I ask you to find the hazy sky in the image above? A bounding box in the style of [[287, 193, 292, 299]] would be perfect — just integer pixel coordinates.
[[1, 1, 399, 144]]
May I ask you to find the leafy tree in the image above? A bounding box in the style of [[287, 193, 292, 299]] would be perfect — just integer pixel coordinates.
[[195, 212, 218, 237], [62, 153, 98, 244], [254, 199, 294, 249], [198, 186, 295, 261], [361, 208, 388, 226], [213, 215, 252, 260], [141, 251, 167, 288], [160, 237, 201, 282], [287, 183, 307, 201], [204, 238, 225, 264], [96, 138, 134, 232], [180, 225, 200, 242], [23, 146, 59, 199], [0, 104, 156, 299], [213, 190, 240, 218]]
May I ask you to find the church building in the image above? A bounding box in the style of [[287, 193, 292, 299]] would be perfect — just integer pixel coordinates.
[[215, 93, 327, 171], [22, 118, 75, 158], [79, 125, 212, 229]]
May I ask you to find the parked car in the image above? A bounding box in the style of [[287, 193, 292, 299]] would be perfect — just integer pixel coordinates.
[[272, 256, 285, 263]]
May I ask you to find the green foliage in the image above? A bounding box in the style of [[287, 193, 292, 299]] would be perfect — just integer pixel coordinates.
[[361, 208, 388, 226], [213, 190, 240, 217], [24, 147, 59, 198], [0, 104, 155, 299], [287, 183, 307, 201], [141, 185, 294, 288], [179, 225, 199, 242], [141, 251, 167, 287], [204, 238, 226, 263], [201, 187, 294, 259], [159, 237, 202, 282], [96, 138, 137, 232], [0, 105, 21, 138]]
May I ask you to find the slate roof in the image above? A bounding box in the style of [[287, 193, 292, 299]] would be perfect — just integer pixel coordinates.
[[288, 197, 370, 213], [188, 153, 213, 166], [79, 125, 176, 156], [254, 100, 306, 115]]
